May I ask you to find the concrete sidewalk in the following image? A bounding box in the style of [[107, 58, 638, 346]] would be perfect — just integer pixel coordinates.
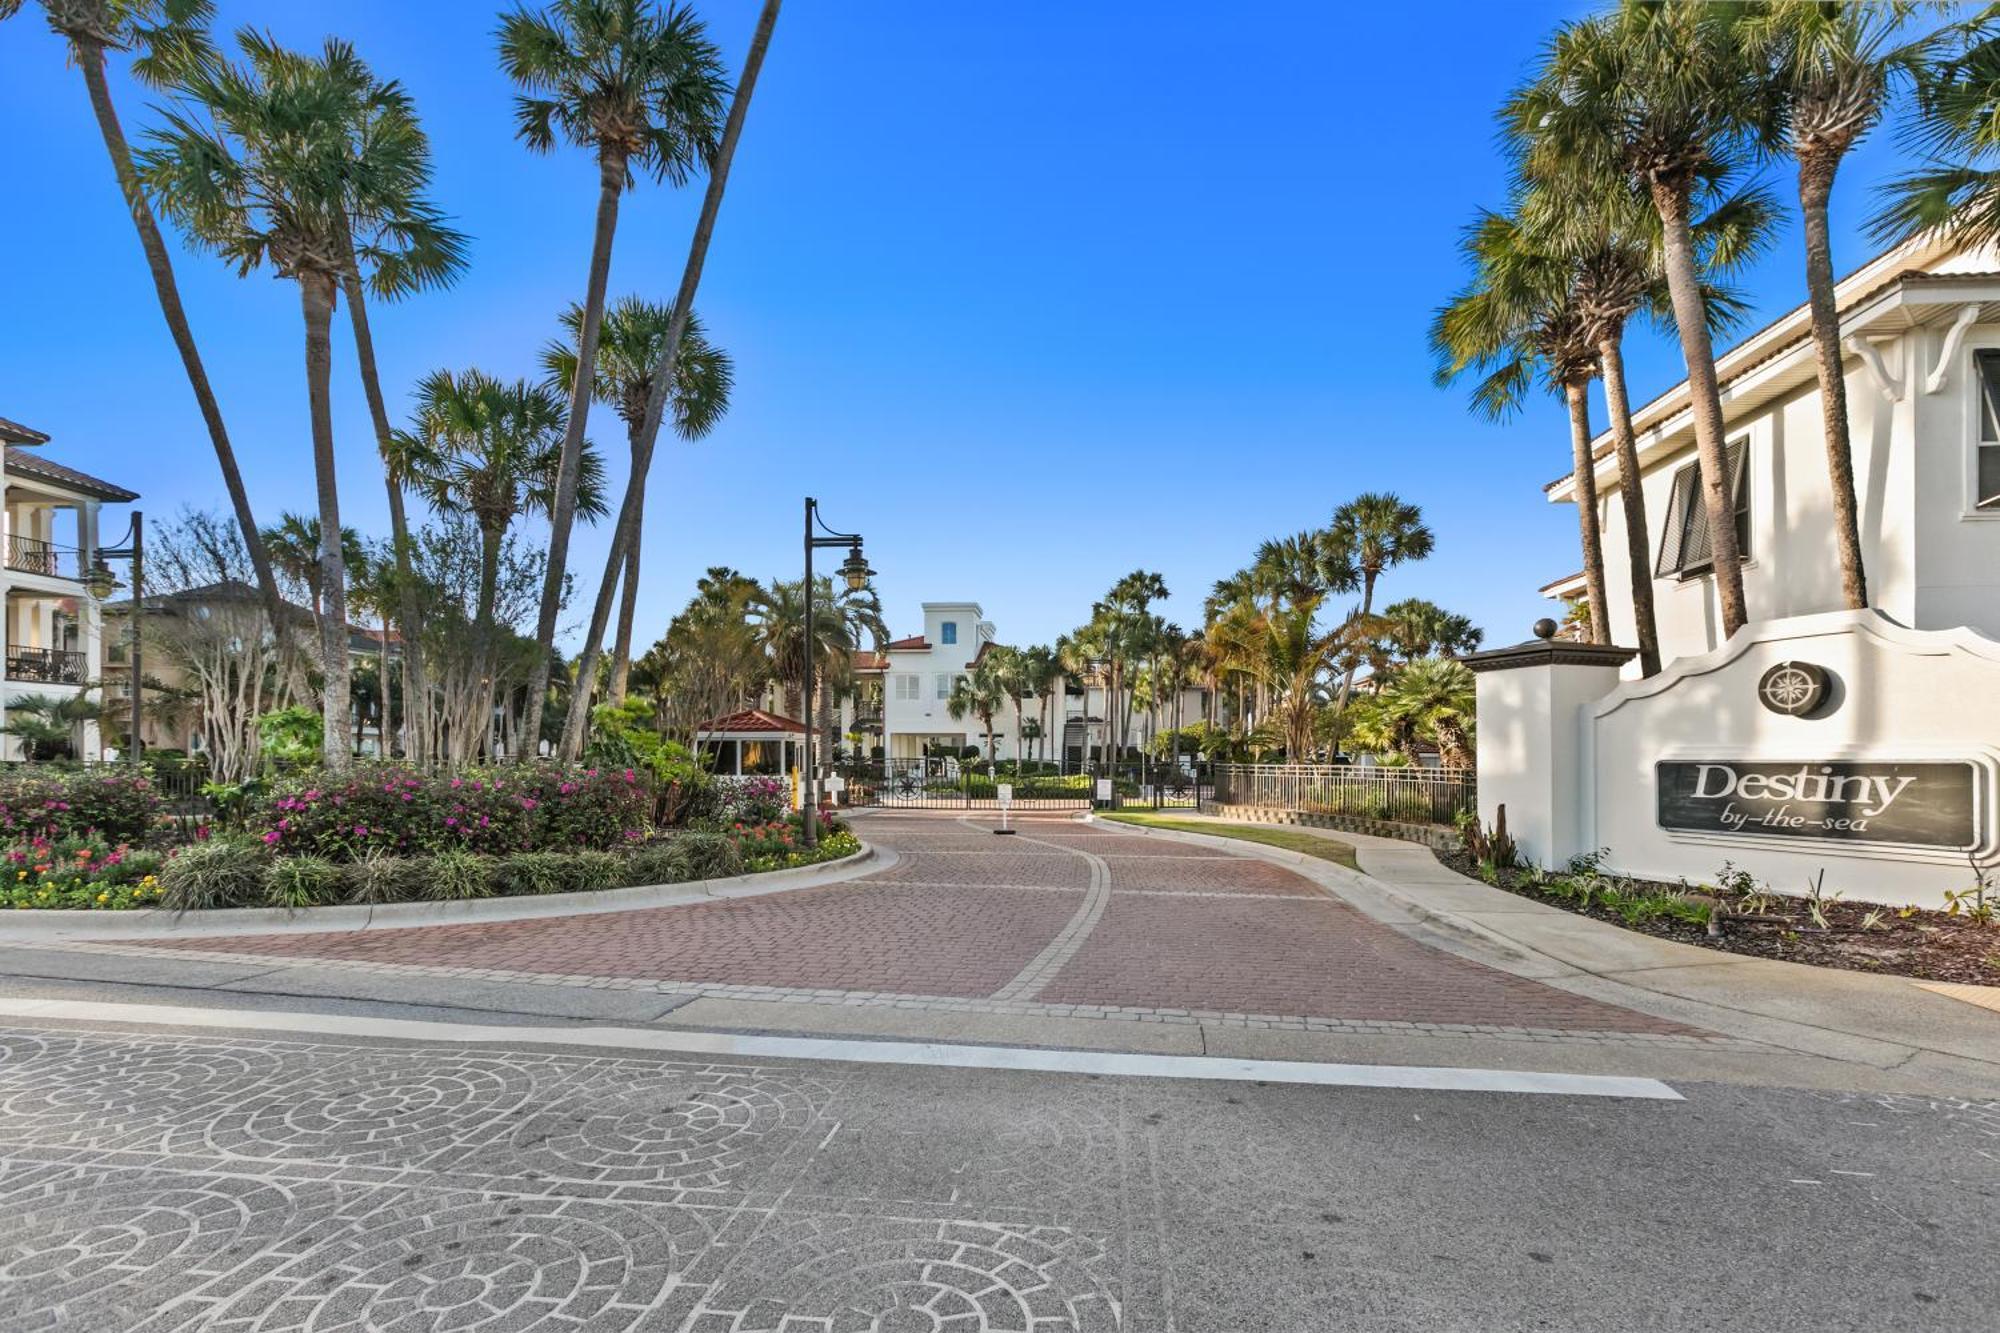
[[1103, 813, 2000, 1094]]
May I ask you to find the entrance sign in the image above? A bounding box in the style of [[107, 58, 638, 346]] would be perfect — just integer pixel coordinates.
[[996, 783, 1013, 808], [1656, 760, 1977, 850], [1095, 778, 1113, 802]]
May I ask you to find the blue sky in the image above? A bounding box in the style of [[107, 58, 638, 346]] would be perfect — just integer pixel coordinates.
[[0, 1, 1912, 652]]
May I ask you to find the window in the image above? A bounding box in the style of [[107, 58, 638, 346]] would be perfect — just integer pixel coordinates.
[[940, 621, 957, 645], [935, 673, 953, 699], [894, 673, 919, 701], [1655, 438, 1751, 579], [1973, 350, 2000, 509]]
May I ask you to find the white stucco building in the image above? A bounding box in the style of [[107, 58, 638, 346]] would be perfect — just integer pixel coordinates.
[[1545, 231, 2000, 661], [0, 414, 138, 761], [838, 600, 1208, 765]]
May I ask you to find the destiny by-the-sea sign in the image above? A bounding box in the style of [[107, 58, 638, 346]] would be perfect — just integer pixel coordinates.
[[1656, 760, 1977, 850]]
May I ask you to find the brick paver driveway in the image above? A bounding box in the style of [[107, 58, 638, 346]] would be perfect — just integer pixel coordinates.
[[127, 814, 1702, 1041]]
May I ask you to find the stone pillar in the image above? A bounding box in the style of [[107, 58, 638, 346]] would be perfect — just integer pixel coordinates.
[[1462, 626, 1635, 870]]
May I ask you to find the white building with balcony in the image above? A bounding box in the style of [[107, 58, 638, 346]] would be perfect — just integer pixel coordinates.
[[0, 414, 137, 761], [841, 599, 1208, 765]]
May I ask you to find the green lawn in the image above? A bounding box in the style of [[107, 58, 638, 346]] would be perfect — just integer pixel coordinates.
[[1099, 813, 1359, 871]]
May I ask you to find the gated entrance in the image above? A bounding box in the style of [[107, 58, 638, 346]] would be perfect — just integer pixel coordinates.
[[835, 759, 1211, 812]]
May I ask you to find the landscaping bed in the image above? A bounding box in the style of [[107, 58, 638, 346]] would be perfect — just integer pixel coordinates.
[[1101, 813, 1360, 870], [1438, 847, 2000, 987]]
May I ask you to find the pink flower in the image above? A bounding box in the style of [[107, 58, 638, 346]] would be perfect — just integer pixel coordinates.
[[354, 824, 368, 837], [263, 831, 281, 845]]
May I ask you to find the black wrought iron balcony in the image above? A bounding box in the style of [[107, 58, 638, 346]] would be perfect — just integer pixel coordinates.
[[6, 645, 87, 684], [5, 535, 84, 581]]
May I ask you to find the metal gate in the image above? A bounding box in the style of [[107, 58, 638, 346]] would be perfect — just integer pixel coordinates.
[[835, 759, 1210, 812]]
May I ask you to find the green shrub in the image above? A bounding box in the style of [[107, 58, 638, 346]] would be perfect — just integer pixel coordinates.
[[569, 850, 620, 893], [266, 855, 342, 909], [159, 838, 268, 912], [494, 850, 572, 895], [424, 849, 495, 901], [670, 830, 743, 881], [0, 768, 163, 844], [619, 843, 687, 887], [343, 851, 425, 905]]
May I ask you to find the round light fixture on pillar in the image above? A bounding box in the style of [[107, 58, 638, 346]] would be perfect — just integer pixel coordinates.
[[85, 560, 118, 601], [838, 544, 874, 591]]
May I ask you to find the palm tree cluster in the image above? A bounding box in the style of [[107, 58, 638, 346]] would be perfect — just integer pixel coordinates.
[[1435, 1, 2000, 672], [7, 0, 783, 769]]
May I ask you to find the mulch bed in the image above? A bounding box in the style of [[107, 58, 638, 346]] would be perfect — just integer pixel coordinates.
[[1436, 848, 2000, 987]]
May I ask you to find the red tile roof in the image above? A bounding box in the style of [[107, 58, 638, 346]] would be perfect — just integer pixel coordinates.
[[886, 635, 930, 650], [699, 708, 806, 734], [852, 651, 888, 671]]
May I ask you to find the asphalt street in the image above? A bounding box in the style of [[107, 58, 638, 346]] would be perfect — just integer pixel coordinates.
[[0, 1009, 1993, 1333]]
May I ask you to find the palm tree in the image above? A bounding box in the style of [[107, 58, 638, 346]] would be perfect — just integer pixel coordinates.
[[1739, 3, 1935, 614], [745, 576, 880, 723], [1378, 598, 1484, 661], [0, 691, 102, 763], [397, 369, 605, 761], [1513, 4, 1773, 638], [1380, 656, 1477, 771], [4, 0, 299, 677], [501, 0, 730, 751], [1325, 493, 1434, 708], [140, 32, 441, 769], [1878, 13, 2000, 248], [557, 0, 784, 762], [319, 42, 468, 768], [1016, 643, 1061, 764], [542, 297, 733, 704], [947, 656, 1007, 767], [260, 513, 363, 629]]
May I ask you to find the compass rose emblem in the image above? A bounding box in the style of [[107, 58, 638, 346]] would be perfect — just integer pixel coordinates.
[[1757, 661, 1829, 717]]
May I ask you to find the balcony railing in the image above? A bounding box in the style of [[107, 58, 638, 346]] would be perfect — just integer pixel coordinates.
[[6, 645, 88, 685], [6, 535, 84, 581]]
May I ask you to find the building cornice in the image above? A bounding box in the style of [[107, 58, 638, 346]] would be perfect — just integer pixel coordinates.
[[1461, 639, 1638, 675]]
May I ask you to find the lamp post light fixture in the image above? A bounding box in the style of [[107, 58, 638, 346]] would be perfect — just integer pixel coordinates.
[[88, 510, 144, 768], [802, 497, 872, 849]]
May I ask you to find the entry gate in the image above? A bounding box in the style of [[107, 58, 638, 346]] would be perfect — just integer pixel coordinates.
[[835, 759, 1211, 812]]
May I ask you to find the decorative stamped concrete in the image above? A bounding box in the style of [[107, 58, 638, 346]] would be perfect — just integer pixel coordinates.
[[114, 813, 1709, 1042]]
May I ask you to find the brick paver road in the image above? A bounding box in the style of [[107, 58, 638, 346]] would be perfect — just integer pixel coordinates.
[[130, 814, 1697, 1038]]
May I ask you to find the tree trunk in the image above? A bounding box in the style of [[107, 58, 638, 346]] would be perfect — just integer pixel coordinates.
[[73, 40, 300, 683], [475, 522, 503, 760], [524, 146, 629, 750], [1334, 572, 1378, 711], [299, 273, 352, 770], [557, 0, 785, 761], [337, 247, 430, 765], [1565, 377, 1611, 646], [1799, 150, 1868, 612], [1653, 181, 1749, 636], [1598, 331, 1661, 675], [607, 478, 645, 704]]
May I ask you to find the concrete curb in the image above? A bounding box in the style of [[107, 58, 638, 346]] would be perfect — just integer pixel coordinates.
[[0, 841, 891, 942]]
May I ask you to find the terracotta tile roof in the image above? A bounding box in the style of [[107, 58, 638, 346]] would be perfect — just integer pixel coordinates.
[[886, 635, 930, 650], [700, 708, 806, 734], [0, 416, 50, 446], [5, 446, 139, 501], [852, 651, 888, 671]]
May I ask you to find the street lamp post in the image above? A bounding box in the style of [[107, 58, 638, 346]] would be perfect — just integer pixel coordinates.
[[86, 510, 143, 769], [802, 497, 872, 849]]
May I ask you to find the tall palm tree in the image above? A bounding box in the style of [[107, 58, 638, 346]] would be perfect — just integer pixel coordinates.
[[397, 369, 605, 761], [745, 575, 880, 723], [558, 0, 784, 762], [320, 43, 469, 769], [501, 0, 730, 751], [1739, 2, 1934, 614], [1325, 493, 1434, 709], [1878, 12, 2000, 249], [542, 297, 732, 704], [1016, 643, 1061, 764], [946, 655, 1008, 768], [1513, 4, 1774, 638], [141, 32, 439, 769], [1378, 598, 1484, 661], [260, 513, 362, 629]]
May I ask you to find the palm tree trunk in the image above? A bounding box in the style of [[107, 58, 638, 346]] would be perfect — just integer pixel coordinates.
[[607, 477, 645, 705], [524, 145, 629, 750], [1652, 182, 1749, 637], [558, 0, 785, 761], [1598, 332, 1661, 675], [299, 273, 352, 770], [475, 522, 503, 759], [1800, 150, 1868, 612], [1334, 573, 1378, 711], [72, 39, 300, 686], [336, 251, 430, 765], [1564, 377, 1611, 646]]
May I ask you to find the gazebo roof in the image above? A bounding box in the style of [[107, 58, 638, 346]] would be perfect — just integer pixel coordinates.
[[699, 708, 807, 736]]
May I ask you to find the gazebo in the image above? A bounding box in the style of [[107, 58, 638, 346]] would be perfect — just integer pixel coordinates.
[[696, 708, 806, 776]]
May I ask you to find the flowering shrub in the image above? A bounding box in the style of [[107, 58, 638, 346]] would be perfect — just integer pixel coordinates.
[[725, 813, 853, 872], [2, 835, 165, 910], [252, 764, 652, 861], [713, 775, 789, 825], [0, 769, 162, 844]]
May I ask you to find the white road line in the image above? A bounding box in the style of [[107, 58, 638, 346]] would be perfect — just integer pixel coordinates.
[[968, 816, 1113, 1002], [0, 998, 1683, 1100]]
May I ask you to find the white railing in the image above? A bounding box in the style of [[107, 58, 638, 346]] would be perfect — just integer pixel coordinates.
[[1212, 763, 1474, 826]]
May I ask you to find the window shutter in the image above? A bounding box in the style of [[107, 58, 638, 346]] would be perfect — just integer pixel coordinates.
[[1655, 463, 1696, 577], [1726, 437, 1750, 557]]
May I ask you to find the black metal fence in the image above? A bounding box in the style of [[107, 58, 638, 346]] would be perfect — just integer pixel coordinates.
[[1211, 763, 1473, 826]]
